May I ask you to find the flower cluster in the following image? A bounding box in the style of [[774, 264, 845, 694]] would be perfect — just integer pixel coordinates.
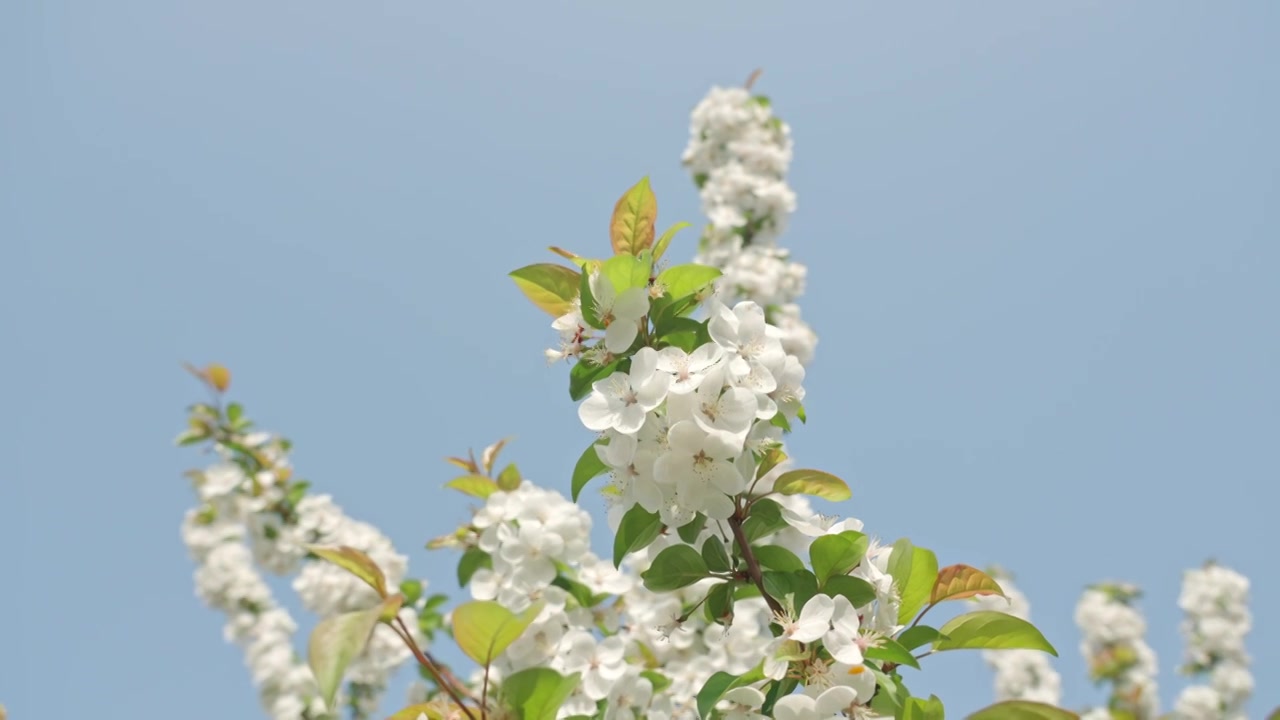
[[971, 569, 1062, 705], [419, 466, 903, 720], [179, 403, 419, 720], [682, 85, 816, 365], [1074, 583, 1159, 719], [579, 298, 805, 528], [1171, 563, 1252, 720]]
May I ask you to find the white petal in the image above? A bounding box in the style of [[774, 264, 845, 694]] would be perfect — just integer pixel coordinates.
[[615, 404, 647, 435], [605, 320, 639, 354], [689, 342, 724, 370], [813, 685, 857, 715], [578, 394, 616, 431], [613, 286, 650, 321], [654, 346, 689, 373], [771, 695, 815, 720], [667, 420, 707, 454], [723, 687, 765, 707], [630, 346, 660, 380], [793, 594, 835, 642]]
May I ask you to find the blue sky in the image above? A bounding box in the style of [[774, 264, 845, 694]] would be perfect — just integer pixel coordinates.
[[4, 1, 1277, 717]]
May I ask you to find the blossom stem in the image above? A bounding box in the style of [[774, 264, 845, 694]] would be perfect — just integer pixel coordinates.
[[391, 617, 478, 720], [728, 505, 784, 617]]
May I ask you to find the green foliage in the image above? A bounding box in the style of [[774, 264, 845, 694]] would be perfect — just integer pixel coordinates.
[[933, 611, 1058, 656], [657, 263, 722, 300], [306, 545, 388, 598], [823, 575, 878, 608], [501, 668, 582, 720], [452, 600, 542, 666], [772, 469, 851, 501], [762, 569, 818, 609], [612, 505, 663, 567], [701, 536, 732, 573], [753, 544, 806, 573], [705, 581, 735, 625], [864, 636, 920, 670], [642, 545, 710, 591], [568, 357, 618, 401], [446, 474, 500, 498], [307, 594, 402, 709], [676, 514, 708, 543], [965, 701, 1081, 720], [902, 695, 946, 720], [695, 663, 765, 719], [886, 539, 939, 624], [652, 221, 690, 263], [509, 263, 581, 318], [571, 442, 609, 501], [457, 548, 492, 587], [496, 462, 522, 491], [897, 625, 946, 652], [742, 498, 789, 542], [808, 530, 869, 585]]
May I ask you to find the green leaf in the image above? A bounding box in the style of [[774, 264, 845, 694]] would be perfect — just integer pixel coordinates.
[[307, 594, 401, 709], [930, 564, 1005, 605], [902, 695, 946, 720], [509, 263, 581, 318], [897, 625, 945, 652], [742, 498, 789, 542], [457, 548, 492, 587], [552, 575, 599, 609], [613, 505, 663, 567], [755, 447, 787, 480], [571, 442, 610, 501], [933, 611, 1058, 656], [772, 469, 851, 502], [225, 402, 244, 424], [657, 263, 722, 301], [677, 514, 708, 544], [705, 581, 736, 625], [306, 545, 388, 598], [809, 530, 869, 585], [399, 579, 423, 606], [754, 545, 806, 573], [496, 463, 522, 491], [762, 570, 818, 610], [641, 670, 673, 693], [642, 545, 710, 592], [569, 358, 618, 402], [501, 668, 582, 720], [864, 636, 920, 670], [770, 411, 793, 434], [965, 701, 1081, 720], [701, 536, 732, 573], [445, 474, 500, 499], [887, 539, 939, 625], [452, 600, 542, 666], [762, 675, 799, 715], [695, 663, 766, 719], [602, 252, 652, 293], [578, 260, 603, 329], [610, 177, 658, 256], [652, 221, 690, 263], [823, 575, 878, 609]]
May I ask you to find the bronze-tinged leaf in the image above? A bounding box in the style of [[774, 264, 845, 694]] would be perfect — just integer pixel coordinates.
[[509, 263, 582, 317], [205, 363, 232, 392], [930, 564, 1005, 605], [609, 177, 658, 256], [306, 545, 389, 598]]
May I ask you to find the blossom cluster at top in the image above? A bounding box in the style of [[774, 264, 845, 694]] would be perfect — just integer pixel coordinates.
[[1171, 563, 1252, 720], [179, 411, 418, 720], [971, 569, 1062, 705], [1074, 583, 1160, 719], [682, 85, 816, 366]]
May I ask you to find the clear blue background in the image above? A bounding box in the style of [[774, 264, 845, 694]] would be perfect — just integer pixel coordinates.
[[4, 1, 1276, 717]]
